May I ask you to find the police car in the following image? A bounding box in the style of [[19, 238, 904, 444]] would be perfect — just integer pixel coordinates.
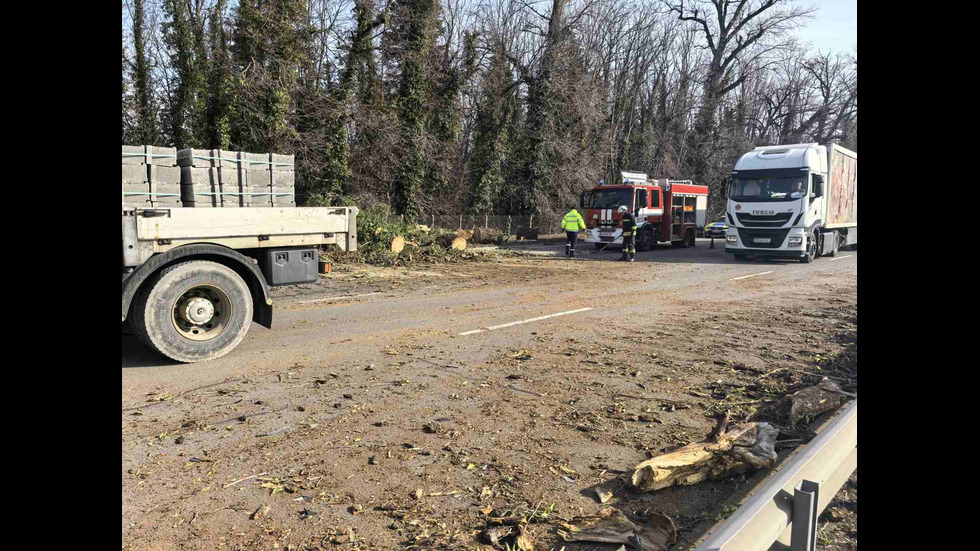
[[704, 218, 729, 238]]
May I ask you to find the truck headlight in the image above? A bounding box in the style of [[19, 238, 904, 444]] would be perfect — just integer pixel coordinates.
[[788, 236, 803, 245], [726, 235, 737, 244]]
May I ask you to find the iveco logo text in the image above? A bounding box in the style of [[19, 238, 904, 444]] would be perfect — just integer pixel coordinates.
[[751, 210, 775, 215]]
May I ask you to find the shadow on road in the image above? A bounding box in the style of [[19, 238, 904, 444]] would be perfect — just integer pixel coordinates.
[[500, 239, 786, 265], [122, 335, 174, 368]]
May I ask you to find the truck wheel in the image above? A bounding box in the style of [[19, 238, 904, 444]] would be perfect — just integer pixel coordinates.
[[799, 232, 817, 264], [637, 228, 654, 252], [131, 260, 253, 363]]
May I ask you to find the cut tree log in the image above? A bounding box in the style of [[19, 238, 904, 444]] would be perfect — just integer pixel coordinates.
[[558, 507, 676, 550], [786, 379, 848, 425], [390, 235, 406, 253], [435, 233, 467, 250], [630, 418, 778, 492], [473, 227, 502, 244]]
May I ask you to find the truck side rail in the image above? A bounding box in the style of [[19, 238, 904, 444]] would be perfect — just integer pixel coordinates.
[[695, 400, 857, 551]]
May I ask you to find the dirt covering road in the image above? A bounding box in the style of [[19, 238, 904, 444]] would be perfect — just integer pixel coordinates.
[[122, 241, 857, 550]]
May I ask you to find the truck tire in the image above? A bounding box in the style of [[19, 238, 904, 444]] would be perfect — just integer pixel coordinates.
[[131, 260, 253, 363], [799, 231, 817, 264], [637, 227, 654, 252]]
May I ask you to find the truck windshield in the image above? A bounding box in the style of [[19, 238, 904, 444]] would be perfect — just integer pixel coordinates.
[[731, 177, 805, 202], [587, 189, 633, 209]]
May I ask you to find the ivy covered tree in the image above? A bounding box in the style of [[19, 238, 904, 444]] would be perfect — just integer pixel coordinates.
[[468, 43, 516, 215], [162, 0, 202, 148], [390, 0, 439, 219], [131, 0, 158, 145], [204, 0, 232, 149]]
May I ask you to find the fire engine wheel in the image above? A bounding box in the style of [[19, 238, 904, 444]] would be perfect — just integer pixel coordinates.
[[637, 228, 654, 252], [132, 260, 253, 363]]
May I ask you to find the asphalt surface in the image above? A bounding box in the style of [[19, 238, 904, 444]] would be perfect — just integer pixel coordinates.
[[122, 239, 856, 408], [122, 238, 857, 550]]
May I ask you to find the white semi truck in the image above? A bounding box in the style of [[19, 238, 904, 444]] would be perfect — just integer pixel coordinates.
[[723, 143, 856, 263], [122, 206, 358, 362]]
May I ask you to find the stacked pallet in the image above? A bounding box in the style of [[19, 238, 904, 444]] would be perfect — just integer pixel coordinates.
[[176, 149, 245, 207], [122, 145, 182, 207], [245, 152, 296, 207], [177, 149, 295, 207]]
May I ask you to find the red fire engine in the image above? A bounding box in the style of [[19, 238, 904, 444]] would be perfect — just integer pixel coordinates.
[[580, 171, 708, 251]]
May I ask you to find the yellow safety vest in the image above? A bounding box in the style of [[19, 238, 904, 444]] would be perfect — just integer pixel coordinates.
[[561, 210, 586, 232]]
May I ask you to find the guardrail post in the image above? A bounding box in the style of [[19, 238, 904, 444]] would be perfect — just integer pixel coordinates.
[[791, 480, 820, 551]]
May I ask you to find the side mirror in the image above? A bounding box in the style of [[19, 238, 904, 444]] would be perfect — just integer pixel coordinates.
[[721, 176, 732, 199], [812, 174, 824, 198], [579, 191, 586, 209]]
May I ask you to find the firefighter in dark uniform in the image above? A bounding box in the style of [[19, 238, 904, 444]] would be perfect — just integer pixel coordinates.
[[618, 205, 637, 262]]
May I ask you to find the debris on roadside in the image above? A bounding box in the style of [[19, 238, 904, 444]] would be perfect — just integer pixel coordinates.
[[480, 524, 535, 550], [250, 505, 269, 520], [784, 379, 852, 425], [630, 415, 778, 492], [146, 393, 173, 402], [558, 507, 676, 550], [595, 485, 614, 503]]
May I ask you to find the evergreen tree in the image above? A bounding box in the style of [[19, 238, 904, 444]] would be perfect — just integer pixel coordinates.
[[204, 0, 232, 149], [132, 0, 158, 145], [468, 44, 514, 215], [229, 0, 307, 153], [390, 0, 439, 219], [122, 42, 129, 143], [162, 0, 200, 148]]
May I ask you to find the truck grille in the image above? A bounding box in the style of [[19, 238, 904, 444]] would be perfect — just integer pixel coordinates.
[[735, 212, 793, 227], [738, 228, 791, 248]]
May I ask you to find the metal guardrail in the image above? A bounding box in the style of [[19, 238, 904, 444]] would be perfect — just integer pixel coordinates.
[[695, 400, 857, 551]]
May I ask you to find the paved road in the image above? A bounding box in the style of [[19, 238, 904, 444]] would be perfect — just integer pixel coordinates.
[[122, 239, 857, 408]]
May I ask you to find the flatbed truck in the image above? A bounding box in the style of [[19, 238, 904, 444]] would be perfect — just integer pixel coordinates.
[[122, 206, 358, 362]]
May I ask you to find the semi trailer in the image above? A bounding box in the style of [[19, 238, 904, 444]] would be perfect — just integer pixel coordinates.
[[723, 143, 857, 262], [581, 171, 708, 251], [122, 206, 358, 362]]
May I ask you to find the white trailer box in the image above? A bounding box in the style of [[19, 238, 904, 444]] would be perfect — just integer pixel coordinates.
[[825, 144, 857, 229]]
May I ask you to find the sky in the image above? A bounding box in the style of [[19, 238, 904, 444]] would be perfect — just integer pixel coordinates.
[[792, 0, 857, 55]]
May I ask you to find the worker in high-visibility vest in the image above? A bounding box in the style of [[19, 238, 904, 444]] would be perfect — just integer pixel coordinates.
[[618, 205, 637, 262], [560, 206, 587, 258]]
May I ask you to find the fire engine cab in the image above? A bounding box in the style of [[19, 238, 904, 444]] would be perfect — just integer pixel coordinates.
[[580, 171, 708, 251]]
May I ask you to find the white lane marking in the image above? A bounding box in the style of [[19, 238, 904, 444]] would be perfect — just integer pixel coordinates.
[[459, 307, 593, 336], [731, 271, 773, 281], [830, 255, 854, 261], [298, 292, 382, 304]]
